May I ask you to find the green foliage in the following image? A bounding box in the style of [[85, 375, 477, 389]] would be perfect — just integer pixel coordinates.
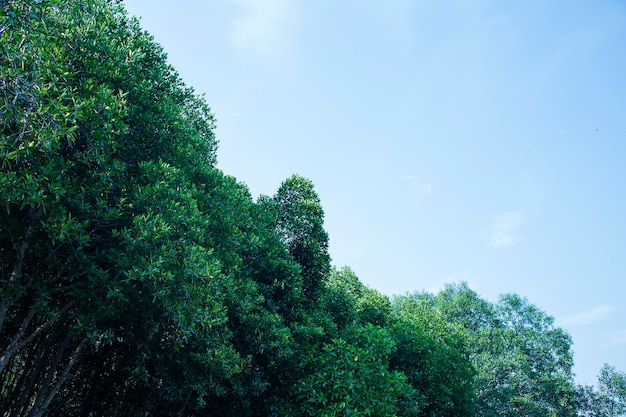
[[429, 283, 578, 417], [275, 324, 420, 417], [322, 267, 362, 331], [268, 174, 331, 302], [3, 1, 621, 416], [322, 267, 391, 330], [0, 1, 232, 415], [596, 365, 626, 416], [577, 365, 626, 417], [391, 294, 475, 417]]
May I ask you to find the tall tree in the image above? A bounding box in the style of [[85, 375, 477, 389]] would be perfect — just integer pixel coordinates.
[[266, 174, 331, 302]]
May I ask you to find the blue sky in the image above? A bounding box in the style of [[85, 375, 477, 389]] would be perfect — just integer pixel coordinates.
[[123, 0, 626, 385]]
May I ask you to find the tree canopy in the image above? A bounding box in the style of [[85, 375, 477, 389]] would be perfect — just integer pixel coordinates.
[[1, 1, 623, 416]]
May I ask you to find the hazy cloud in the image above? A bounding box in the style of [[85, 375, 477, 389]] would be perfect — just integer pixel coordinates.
[[402, 175, 433, 197], [561, 305, 618, 326], [229, 0, 292, 54], [485, 211, 525, 248], [606, 330, 626, 347]]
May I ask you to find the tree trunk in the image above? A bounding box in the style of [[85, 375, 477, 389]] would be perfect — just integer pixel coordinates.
[[0, 303, 38, 374], [5, 332, 54, 417], [0, 207, 41, 333], [0, 302, 71, 376], [147, 383, 169, 417], [29, 338, 86, 417]]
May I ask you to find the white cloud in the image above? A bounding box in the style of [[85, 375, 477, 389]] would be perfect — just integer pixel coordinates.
[[229, 0, 292, 55], [485, 211, 525, 248], [402, 175, 433, 197], [561, 305, 618, 326]]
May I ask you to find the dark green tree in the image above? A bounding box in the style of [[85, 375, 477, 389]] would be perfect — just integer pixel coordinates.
[[273, 324, 421, 417], [390, 294, 475, 417], [321, 266, 392, 331], [267, 174, 331, 302], [0, 1, 250, 415]]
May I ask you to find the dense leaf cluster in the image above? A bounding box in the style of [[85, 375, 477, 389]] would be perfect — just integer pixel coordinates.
[[1, 1, 625, 416]]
